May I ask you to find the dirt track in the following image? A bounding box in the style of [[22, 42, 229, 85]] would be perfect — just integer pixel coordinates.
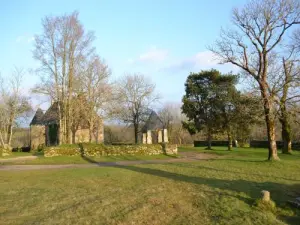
[[0, 152, 217, 171]]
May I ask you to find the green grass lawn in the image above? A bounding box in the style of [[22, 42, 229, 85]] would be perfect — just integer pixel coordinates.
[[1, 147, 300, 224]]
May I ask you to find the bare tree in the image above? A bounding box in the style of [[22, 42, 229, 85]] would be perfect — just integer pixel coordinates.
[[0, 68, 31, 151], [210, 0, 300, 160], [158, 102, 187, 144], [113, 73, 159, 144], [33, 11, 95, 144], [276, 28, 300, 154], [77, 56, 112, 142]]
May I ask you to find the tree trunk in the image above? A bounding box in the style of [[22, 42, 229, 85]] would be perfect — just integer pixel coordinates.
[[66, 103, 71, 144], [66, 49, 74, 144], [280, 58, 292, 154], [89, 120, 94, 143], [72, 130, 76, 144], [266, 119, 279, 160], [207, 128, 212, 150], [281, 119, 292, 154], [57, 104, 63, 145], [6, 111, 14, 147], [134, 123, 139, 144], [227, 129, 233, 151], [260, 83, 279, 160]]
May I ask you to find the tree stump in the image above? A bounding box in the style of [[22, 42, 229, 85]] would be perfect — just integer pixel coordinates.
[[261, 190, 270, 202]]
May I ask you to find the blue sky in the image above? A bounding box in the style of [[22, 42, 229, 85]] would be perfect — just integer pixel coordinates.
[[0, 0, 246, 110]]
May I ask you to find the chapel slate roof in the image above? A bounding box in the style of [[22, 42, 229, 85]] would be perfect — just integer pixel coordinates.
[[42, 102, 60, 124], [30, 101, 98, 127], [30, 108, 44, 125], [30, 102, 61, 126], [142, 110, 164, 132]]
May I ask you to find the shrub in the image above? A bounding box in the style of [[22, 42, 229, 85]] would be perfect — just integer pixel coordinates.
[[254, 199, 276, 213], [194, 141, 237, 147]]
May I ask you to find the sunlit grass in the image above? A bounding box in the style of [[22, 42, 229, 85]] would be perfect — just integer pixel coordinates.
[[1, 146, 300, 224]]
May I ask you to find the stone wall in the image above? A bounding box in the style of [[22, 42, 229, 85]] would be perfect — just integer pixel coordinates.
[[44, 143, 177, 157], [75, 128, 90, 143], [0, 146, 12, 157], [94, 123, 104, 143], [162, 143, 178, 154], [30, 125, 45, 150], [74, 125, 104, 144]]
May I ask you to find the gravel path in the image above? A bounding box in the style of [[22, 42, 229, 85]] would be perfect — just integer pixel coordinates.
[[0, 156, 38, 163], [0, 152, 217, 171]]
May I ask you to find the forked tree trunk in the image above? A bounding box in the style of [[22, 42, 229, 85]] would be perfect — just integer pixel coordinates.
[[280, 59, 292, 154], [260, 83, 279, 160]]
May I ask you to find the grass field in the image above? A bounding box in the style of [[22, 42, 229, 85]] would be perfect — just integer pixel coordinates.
[[1, 147, 300, 224]]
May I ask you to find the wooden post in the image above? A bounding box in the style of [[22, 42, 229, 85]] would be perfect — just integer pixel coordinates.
[[261, 190, 270, 202]]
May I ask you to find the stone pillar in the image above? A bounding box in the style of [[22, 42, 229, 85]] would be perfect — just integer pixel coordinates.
[[163, 129, 168, 143], [158, 130, 163, 143], [146, 130, 152, 144], [142, 133, 147, 144], [261, 190, 270, 202]]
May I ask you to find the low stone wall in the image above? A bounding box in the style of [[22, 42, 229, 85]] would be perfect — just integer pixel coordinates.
[[30, 125, 45, 150], [44, 143, 178, 157], [162, 143, 178, 155], [0, 146, 12, 157]]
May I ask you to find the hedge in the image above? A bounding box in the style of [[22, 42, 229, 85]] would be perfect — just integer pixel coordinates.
[[250, 140, 300, 150], [194, 140, 300, 150], [44, 143, 177, 157], [194, 141, 237, 147]]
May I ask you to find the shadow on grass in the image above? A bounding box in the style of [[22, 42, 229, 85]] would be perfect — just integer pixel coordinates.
[[173, 163, 300, 182], [78, 149, 300, 224]]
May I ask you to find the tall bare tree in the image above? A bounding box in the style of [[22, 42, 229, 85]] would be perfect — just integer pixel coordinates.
[[33, 11, 95, 144], [77, 56, 112, 142], [276, 28, 300, 153], [113, 73, 159, 144], [0, 68, 31, 151], [210, 0, 300, 160]]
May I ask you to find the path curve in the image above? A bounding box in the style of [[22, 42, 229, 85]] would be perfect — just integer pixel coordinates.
[[0, 152, 217, 171]]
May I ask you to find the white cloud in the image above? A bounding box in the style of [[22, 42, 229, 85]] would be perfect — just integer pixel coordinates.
[[16, 34, 34, 44], [193, 51, 218, 67], [16, 36, 24, 43], [162, 51, 238, 73], [27, 37, 34, 43], [128, 46, 168, 64]]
